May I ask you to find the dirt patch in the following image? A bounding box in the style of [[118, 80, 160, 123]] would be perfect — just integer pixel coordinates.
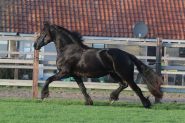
[[1, 86, 185, 103]]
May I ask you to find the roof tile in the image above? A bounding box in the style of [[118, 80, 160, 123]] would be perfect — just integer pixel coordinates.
[[0, 0, 184, 39]]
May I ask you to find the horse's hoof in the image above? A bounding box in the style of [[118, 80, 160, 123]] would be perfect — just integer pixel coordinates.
[[85, 102, 93, 105], [85, 99, 93, 105], [144, 103, 151, 109], [41, 90, 49, 100], [109, 94, 119, 103], [143, 98, 151, 108]]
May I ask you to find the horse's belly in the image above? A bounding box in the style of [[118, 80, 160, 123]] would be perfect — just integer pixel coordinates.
[[73, 65, 109, 77], [74, 71, 108, 78]]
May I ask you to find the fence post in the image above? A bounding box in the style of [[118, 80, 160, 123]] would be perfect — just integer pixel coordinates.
[[156, 38, 162, 75], [32, 50, 39, 99], [155, 38, 162, 103]]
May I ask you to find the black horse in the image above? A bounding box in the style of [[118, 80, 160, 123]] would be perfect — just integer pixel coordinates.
[[34, 22, 163, 108]]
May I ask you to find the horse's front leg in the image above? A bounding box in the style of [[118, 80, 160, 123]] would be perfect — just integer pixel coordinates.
[[41, 71, 68, 99], [73, 76, 93, 105]]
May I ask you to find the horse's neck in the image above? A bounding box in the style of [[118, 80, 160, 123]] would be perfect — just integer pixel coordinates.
[[54, 41, 64, 56], [54, 41, 89, 57], [55, 38, 89, 52], [54, 40, 76, 56]]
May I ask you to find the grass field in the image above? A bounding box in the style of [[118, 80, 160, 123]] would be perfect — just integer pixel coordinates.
[[1, 99, 185, 123]]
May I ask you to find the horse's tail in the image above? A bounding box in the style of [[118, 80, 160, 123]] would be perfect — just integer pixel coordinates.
[[128, 53, 163, 99]]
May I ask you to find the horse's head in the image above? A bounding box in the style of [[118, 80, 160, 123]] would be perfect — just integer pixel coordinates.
[[34, 22, 53, 50]]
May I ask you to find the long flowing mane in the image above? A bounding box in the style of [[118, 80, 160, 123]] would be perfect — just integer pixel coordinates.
[[53, 25, 84, 45], [71, 31, 84, 43]]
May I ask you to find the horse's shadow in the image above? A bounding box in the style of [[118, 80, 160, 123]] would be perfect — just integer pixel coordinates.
[[42, 99, 185, 110], [151, 102, 185, 110], [90, 101, 185, 110]]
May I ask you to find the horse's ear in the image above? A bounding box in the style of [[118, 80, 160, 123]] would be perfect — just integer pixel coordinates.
[[44, 21, 50, 28]]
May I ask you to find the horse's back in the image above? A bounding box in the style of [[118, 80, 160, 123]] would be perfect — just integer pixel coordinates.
[[77, 49, 110, 70], [73, 49, 112, 77], [78, 48, 133, 70], [107, 48, 132, 64]]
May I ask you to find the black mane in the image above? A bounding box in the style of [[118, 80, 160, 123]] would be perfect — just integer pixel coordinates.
[[71, 31, 83, 43], [53, 25, 84, 44]]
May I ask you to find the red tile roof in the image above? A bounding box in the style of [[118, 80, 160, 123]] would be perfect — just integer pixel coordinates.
[[0, 0, 185, 39]]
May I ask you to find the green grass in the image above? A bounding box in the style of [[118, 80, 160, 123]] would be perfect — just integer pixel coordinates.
[[1, 99, 185, 123]]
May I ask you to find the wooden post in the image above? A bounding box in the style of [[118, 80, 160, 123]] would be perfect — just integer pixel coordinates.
[[156, 38, 162, 75], [155, 38, 162, 103], [163, 47, 168, 85], [32, 50, 39, 99], [8, 40, 19, 79]]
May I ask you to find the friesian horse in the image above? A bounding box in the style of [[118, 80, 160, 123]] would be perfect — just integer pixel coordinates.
[[34, 22, 163, 108]]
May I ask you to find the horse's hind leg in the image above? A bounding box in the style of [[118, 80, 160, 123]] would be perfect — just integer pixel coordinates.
[[117, 71, 151, 108], [109, 73, 128, 103], [73, 76, 93, 105], [126, 78, 151, 108], [113, 61, 151, 108]]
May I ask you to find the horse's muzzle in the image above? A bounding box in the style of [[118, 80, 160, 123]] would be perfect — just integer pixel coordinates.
[[33, 42, 40, 50], [33, 42, 37, 49]]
